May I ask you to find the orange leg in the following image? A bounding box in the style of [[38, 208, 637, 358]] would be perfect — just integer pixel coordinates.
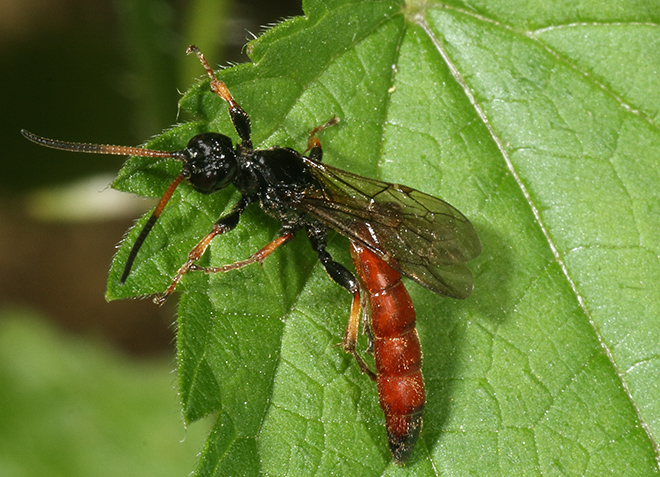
[[154, 230, 294, 305], [187, 44, 239, 108], [342, 288, 376, 381], [306, 117, 340, 153], [187, 45, 252, 147], [190, 232, 294, 274]]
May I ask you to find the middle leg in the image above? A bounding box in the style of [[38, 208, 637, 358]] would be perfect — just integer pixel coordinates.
[[305, 117, 340, 162], [190, 231, 295, 274]]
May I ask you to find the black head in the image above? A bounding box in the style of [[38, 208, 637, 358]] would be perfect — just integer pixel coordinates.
[[181, 132, 237, 194]]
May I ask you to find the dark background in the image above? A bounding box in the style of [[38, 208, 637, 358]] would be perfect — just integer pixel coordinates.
[[0, 0, 303, 356]]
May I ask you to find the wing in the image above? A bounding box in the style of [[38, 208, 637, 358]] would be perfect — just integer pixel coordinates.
[[298, 158, 481, 299]]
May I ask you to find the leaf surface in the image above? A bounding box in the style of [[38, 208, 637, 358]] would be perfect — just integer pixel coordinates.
[[107, 0, 660, 474]]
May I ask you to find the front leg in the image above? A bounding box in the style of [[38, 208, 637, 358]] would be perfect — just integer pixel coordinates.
[[155, 195, 254, 304], [187, 45, 252, 149]]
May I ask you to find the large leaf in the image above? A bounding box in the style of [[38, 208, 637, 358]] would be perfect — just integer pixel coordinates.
[[106, 0, 660, 474]]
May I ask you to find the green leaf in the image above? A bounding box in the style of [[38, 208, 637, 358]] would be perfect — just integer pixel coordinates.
[[106, 0, 660, 474]]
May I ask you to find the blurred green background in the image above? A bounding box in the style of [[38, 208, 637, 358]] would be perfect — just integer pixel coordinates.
[[0, 0, 301, 474]]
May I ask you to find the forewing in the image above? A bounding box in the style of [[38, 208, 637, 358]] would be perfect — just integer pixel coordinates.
[[300, 159, 481, 299]]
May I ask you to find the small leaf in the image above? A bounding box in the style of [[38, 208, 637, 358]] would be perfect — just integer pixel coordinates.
[[107, 0, 660, 474]]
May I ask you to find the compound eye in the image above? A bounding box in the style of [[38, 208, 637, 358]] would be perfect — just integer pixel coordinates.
[[190, 159, 237, 193]]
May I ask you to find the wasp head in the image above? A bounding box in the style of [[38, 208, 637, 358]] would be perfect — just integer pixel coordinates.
[[181, 132, 237, 194]]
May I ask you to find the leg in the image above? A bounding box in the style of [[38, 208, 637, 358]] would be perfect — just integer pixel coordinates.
[[186, 45, 252, 148], [154, 195, 253, 304], [190, 231, 294, 274], [306, 223, 376, 380], [305, 117, 340, 162], [344, 287, 376, 381]]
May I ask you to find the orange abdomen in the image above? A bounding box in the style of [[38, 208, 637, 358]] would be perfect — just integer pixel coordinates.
[[350, 242, 425, 464]]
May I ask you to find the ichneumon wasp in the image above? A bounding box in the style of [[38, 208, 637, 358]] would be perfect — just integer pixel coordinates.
[[22, 45, 481, 464]]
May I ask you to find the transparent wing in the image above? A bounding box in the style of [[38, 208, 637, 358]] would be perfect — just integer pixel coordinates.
[[299, 159, 481, 299]]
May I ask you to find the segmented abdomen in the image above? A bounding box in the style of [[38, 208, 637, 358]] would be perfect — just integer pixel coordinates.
[[350, 242, 425, 464]]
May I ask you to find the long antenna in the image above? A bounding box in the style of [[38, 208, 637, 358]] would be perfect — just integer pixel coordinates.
[[120, 173, 185, 284], [21, 130, 181, 159], [22, 129, 187, 284]]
